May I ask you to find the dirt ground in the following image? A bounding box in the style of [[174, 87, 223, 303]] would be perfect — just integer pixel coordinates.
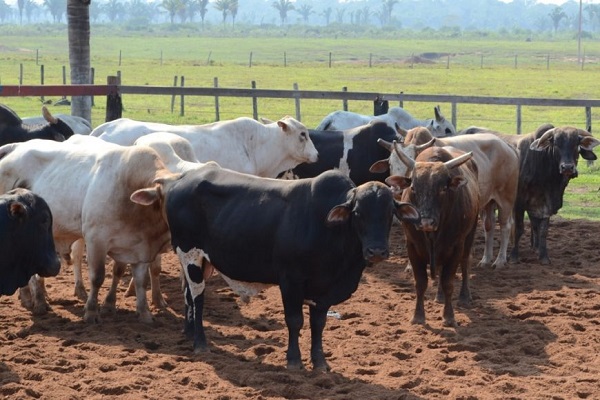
[[1, 217, 599, 400]]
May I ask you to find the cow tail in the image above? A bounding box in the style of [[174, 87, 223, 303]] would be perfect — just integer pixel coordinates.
[[427, 235, 436, 280]]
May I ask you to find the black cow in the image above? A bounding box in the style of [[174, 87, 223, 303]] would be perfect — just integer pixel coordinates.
[[386, 146, 480, 327], [0, 104, 74, 146], [0, 188, 61, 296], [510, 124, 599, 264], [131, 164, 420, 371], [278, 121, 400, 185]]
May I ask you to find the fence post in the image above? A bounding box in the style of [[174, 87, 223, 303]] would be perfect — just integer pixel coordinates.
[[207, 51, 212, 65], [373, 96, 388, 116], [119, 50, 122, 66], [446, 54, 450, 69], [249, 52, 253, 68], [369, 53, 372, 68], [451, 102, 457, 130], [342, 86, 348, 111], [547, 54, 550, 70], [284, 52, 287, 67], [160, 50, 163, 66], [40, 64, 44, 104], [480, 54, 483, 69], [106, 75, 122, 122], [171, 76, 178, 113], [329, 52, 332, 68], [36, 49, 39, 65], [293, 82, 301, 121], [180, 76, 185, 117], [61, 65, 67, 101], [90, 67, 95, 107], [214, 77, 220, 121], [516, 104, 522, 135], [19, 63, 23, 85], [514, 54, 518, 69], [251, 81, 258, 120], [585, 106, 592, 133], [398, 91, 404, 108]]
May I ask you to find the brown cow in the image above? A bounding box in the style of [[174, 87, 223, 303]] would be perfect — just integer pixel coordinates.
[[373, 127, 519, 269], [386, 146, 480, 327]]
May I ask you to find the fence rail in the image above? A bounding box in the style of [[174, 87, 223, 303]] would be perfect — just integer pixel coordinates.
[[0, 80, 597, 134]]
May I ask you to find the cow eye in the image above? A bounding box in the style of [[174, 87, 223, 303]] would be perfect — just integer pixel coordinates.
[[445, 128, 452, 135], [300, 131, 307, 141]]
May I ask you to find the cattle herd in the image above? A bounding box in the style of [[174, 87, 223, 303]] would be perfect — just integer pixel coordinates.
[[0, 102, 599, 371]]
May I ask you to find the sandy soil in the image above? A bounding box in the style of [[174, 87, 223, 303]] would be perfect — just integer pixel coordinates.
[[1, 217, 600, 400]]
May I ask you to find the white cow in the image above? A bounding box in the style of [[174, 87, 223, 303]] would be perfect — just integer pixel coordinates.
[[22, 114, 93, 135], [315, 105, 456, 137], [90, 116, 319, 178], [0, 138, 175, 323]]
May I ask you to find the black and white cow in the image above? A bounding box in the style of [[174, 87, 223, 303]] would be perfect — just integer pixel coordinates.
[[0, 188, 61, 296], [131, 165, 420, 371], [0, 104, 75, 146], [278, 121, 400, 185]]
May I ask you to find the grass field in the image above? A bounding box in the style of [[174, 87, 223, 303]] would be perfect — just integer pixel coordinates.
[[1, 28, 599, 220]]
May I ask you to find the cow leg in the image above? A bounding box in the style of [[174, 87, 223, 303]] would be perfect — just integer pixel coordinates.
[[149, 256, 168, 308], [477, 204, 494, 268], [70, 239, 88, 301], [84, 245, 108, 323], [177, 247, 210, 352], [182, 284, 194, 339], [493, 205, 512, 269], [309, 305, 330, 372], [529, 216, 540, 250], [509, 208, 525, 264], [131, 262, 154, 323], [440, 263, 458, 327], [536, 217, 551, 265], [19, 275, 50, 315], [103, 261, 127, 314], [409, 249, 428, 325], [280, 279, 305, 370]]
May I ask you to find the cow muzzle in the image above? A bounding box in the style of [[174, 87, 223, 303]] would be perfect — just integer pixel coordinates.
[[364, 247, 389, 264], [560, 163, 577, 178], [419, 218, 438, 232]]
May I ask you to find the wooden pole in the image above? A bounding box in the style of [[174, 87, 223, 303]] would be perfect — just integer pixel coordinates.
[[214, 77, 220, 121], [251, 81, 258, 120], [61, 66, 67, 100], [516, 104, 522, 135], [40, 64, 44, 103], [171, 76, 178, 113], [585, 106, 592, 133], [105, 75, 122, 122], [19, 64, 23, 85], [249, 52, 253, 68], [180, 76, 185, 117], [369, 53, 372, 68], [90, 67, 95, 107], [207, 51, 212, 65], [293, 82, 301, 121], [119, 50, 122, 66], [329, 52, 332, 68], [342, 86, 348, 111], [284, 52, 287, 67]]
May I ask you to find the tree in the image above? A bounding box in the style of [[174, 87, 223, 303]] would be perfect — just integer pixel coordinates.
[[295, 4, 313, 24], [380, 0, 397, 26], [103, 0, 124, 23], [549, 6, 567, 35], [0, 0, 11, 23], [321, 6, 332, 25], [272, 0, 294, 26], [160, 0, 184, 25], [229, 0, 238, 29], [67, 0, 91, 123], [335, 7, 345, 24], [198, 0, 209, 29], [44, 0, 66, 23], [213, 0, 231, 26], [17, 0, 24, 24]]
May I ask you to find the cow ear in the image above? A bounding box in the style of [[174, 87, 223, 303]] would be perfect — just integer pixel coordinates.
[[277, 120, 289, 132], [130, 187, 161, 206], [9, 202, 27, 219], [580, 148, 597, 161], [369, 159, 389, 173], [448, 176, 467, 191], [385, 175, 411, 190], [260, 117, 274, 124], [580, 136, 600, 152], [326, 204, 351, 226], [394, 202, 420, 223]]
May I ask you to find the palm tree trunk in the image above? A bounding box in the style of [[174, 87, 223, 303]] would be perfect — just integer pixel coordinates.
[[67, 0, 91, 124]]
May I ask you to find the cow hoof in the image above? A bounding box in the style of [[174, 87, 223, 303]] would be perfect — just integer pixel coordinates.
[[286, 360, 305, 371], [74, 286, 88, 301], [411, 316, 425, 325], [477, 260, 492, 269], [83, 311, 101, 324], [457, 298, 472, 308], [31, 302, 50, 316], [193, 346, 210, 355], [443, 319, 458, 328], [312, 362, 331, 372], [137, 312, 154, 324], [152, 296, 169, 309], [540, 258, 551, 265], [492, 261, 507, 270]]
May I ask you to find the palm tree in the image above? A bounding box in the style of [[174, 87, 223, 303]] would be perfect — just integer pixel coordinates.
[[380, 0, 397, 26], [272, 0, 294, 26], [549, 6, 567, 35], [160, 0, 183, 25], [103, 0, 123, 23], [67, 0, 91, 123], [295, 4, 313, 24], [213, 0, 231, 26], [198, 0, 209, 29], [44, 0, 66, 23], [321, 6, 332, 25], [0, 0, 11, 23], [17, 0, 24, 24], [230, 0, 238, 29]]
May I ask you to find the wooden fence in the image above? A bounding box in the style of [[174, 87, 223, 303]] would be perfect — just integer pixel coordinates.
[[0, 77, 598, 134]]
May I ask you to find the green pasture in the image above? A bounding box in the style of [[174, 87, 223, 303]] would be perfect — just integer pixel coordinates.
[[0, 29, 599, 220]]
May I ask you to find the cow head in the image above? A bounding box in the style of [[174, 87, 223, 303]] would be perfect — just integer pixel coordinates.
[[530, 126, 600, 178], [41, 106, 75, 140], [0, 188, 61, 296], [428, 105, 456, 137], [326, 181, 420, 263], [276, 116, 319, 165], [385, 151, 473, 232]]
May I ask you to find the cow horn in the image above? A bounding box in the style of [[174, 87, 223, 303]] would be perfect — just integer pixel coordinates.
[[42, 106, 57, 124], [537, 127, 556, 145], [434, 105, 444, 122], [444, 151, 473, 170], [377, 138, 393, 152], [392, 140, 415, 169], [577, 128, 592, 137], [416, 138, 436, 151], [395, 123, 408, 138]]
